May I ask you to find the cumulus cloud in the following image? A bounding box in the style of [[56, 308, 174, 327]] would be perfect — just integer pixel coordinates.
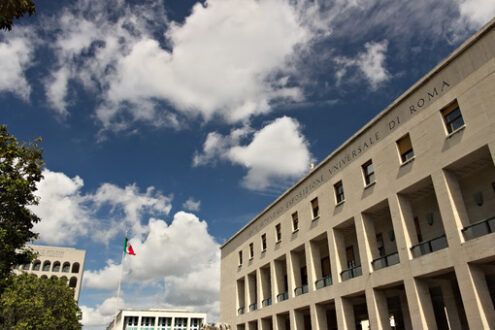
[[39, 0, 309, 131], [183, 197, 201, 212], [84, 212, 218, 288], [29, 170, 90, 245], [194, 116, 313, 191], [82, 212, 220, 327], [2, 0, 493, 130], [30, 169, 172, 245], [335, 40, 390, 90], [457, 0, 495, 29], [80, 296, 123, 328], [0, 30, 34, 101]]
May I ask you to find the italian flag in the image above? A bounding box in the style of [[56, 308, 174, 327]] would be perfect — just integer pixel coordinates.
[[123, 237, 136, 256]]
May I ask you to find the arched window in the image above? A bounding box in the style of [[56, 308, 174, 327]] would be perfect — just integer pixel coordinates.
[[40, 275, 48, 279], [33, 260, 41, 271], [52, 261, 60, 272], [22, 264, 30, 270], [42, 261, 51, 271], [50, 275, 58, 280], [69, 277, 77, 288], [71, 262, 80, 273], [62, 262, 70, 272]]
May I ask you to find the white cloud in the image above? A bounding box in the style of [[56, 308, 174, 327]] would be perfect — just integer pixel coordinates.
[[194, 116, 313, 191], [91, 183, 172, 240], [183, 197, 201, 212], [30, 170, 90, 245], [97, 0, 308, 128], [84, 212, 218, 288], [80, 296, 123, 328], [335, 40, 390, 90], [457, 0, 495, 30], [30, 169, 172, 245], [0, 31, 34, 101], [82, 212, 220, 327], [39, 0, 309, 131]]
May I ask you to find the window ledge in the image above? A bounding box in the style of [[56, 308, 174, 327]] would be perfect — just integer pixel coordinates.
[[446, 124, 466, 139], [292, 228, 299, 234], [261, 249, 266, 253], [364, 181, 376, 190], [312, 215, 320, 221], [249, 257, 254, 261], [400, 156, 416, 167], [335, 200, 345, 207], [275, 240, 282, 245], [238, 264, 242, 268]]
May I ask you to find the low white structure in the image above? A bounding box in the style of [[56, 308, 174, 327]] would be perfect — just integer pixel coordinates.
[[107, 309, 207, 330], [14, 244, 86, 301]]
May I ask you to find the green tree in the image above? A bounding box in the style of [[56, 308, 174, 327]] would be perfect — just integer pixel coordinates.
[[0, 273, 82, 329], [0, 125, 43, 293], [0, 0, 36, 31]]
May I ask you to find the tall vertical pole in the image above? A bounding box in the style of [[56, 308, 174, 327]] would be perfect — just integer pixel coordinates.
[[116, 229, 127, 313]]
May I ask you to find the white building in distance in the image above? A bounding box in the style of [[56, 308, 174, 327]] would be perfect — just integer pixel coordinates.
[[107, 309, 207, 330], [14, 244, 86, 301]]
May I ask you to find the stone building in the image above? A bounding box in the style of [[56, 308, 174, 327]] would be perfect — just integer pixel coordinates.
[[220, 18, 495, 330], [14, 244, 86, 301], [107, 309, 207, 330]]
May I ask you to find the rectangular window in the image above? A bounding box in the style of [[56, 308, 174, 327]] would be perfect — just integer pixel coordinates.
[[292, 212, 299, 231], [334, 181, 345, 203], [346, 246, 355, 268], [396, 134, 414, 163], [311, 198, 319, 218], [249, 243, 254, 259], [300, 266, 308, 286], [261, 234, 267, 251], [239, 251, 243, 265], [275, 223, 281, 242], [362, 160, 375, 185], [321, 257, 331, 277], [442, 101, 464, 133], [376, 233, 385, 257]]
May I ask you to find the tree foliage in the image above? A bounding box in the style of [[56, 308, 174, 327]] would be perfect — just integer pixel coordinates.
[[0, 125, 43, 293], [0, 273, 82, 329], [0, 0, 36, 31]]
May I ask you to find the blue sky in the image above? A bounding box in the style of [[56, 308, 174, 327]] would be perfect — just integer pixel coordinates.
[[1, 0, 494, 328]]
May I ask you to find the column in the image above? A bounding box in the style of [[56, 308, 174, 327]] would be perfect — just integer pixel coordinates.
[[431, 170, 466, 245], [288, 251, 300, 298], [403, 277, 437, 329], [355, 213, 373, 275], [335, 296, 355, 330], [305, 241, 316, 292], [313, 303, 327, 330], [329, 229, 346, 283], [388, 194, 415, 261], [454, 263, 495, 329], [327, 230, 340, 285], [289, 309, 297, 330], [270, 260, 277, 304], [365, 288, 390, 330], [294, 310, 304, 330], [256, 268, 262, 309]]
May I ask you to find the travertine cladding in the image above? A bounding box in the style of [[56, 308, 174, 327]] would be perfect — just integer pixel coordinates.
[[220, 17, 495, 330], [14, 244, 86, 301]]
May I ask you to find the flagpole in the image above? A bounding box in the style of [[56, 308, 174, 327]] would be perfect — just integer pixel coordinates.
[[116, 229, 127, 313]]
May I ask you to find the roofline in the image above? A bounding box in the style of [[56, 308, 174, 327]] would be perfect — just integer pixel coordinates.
[[220, 16, 495, 250]]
